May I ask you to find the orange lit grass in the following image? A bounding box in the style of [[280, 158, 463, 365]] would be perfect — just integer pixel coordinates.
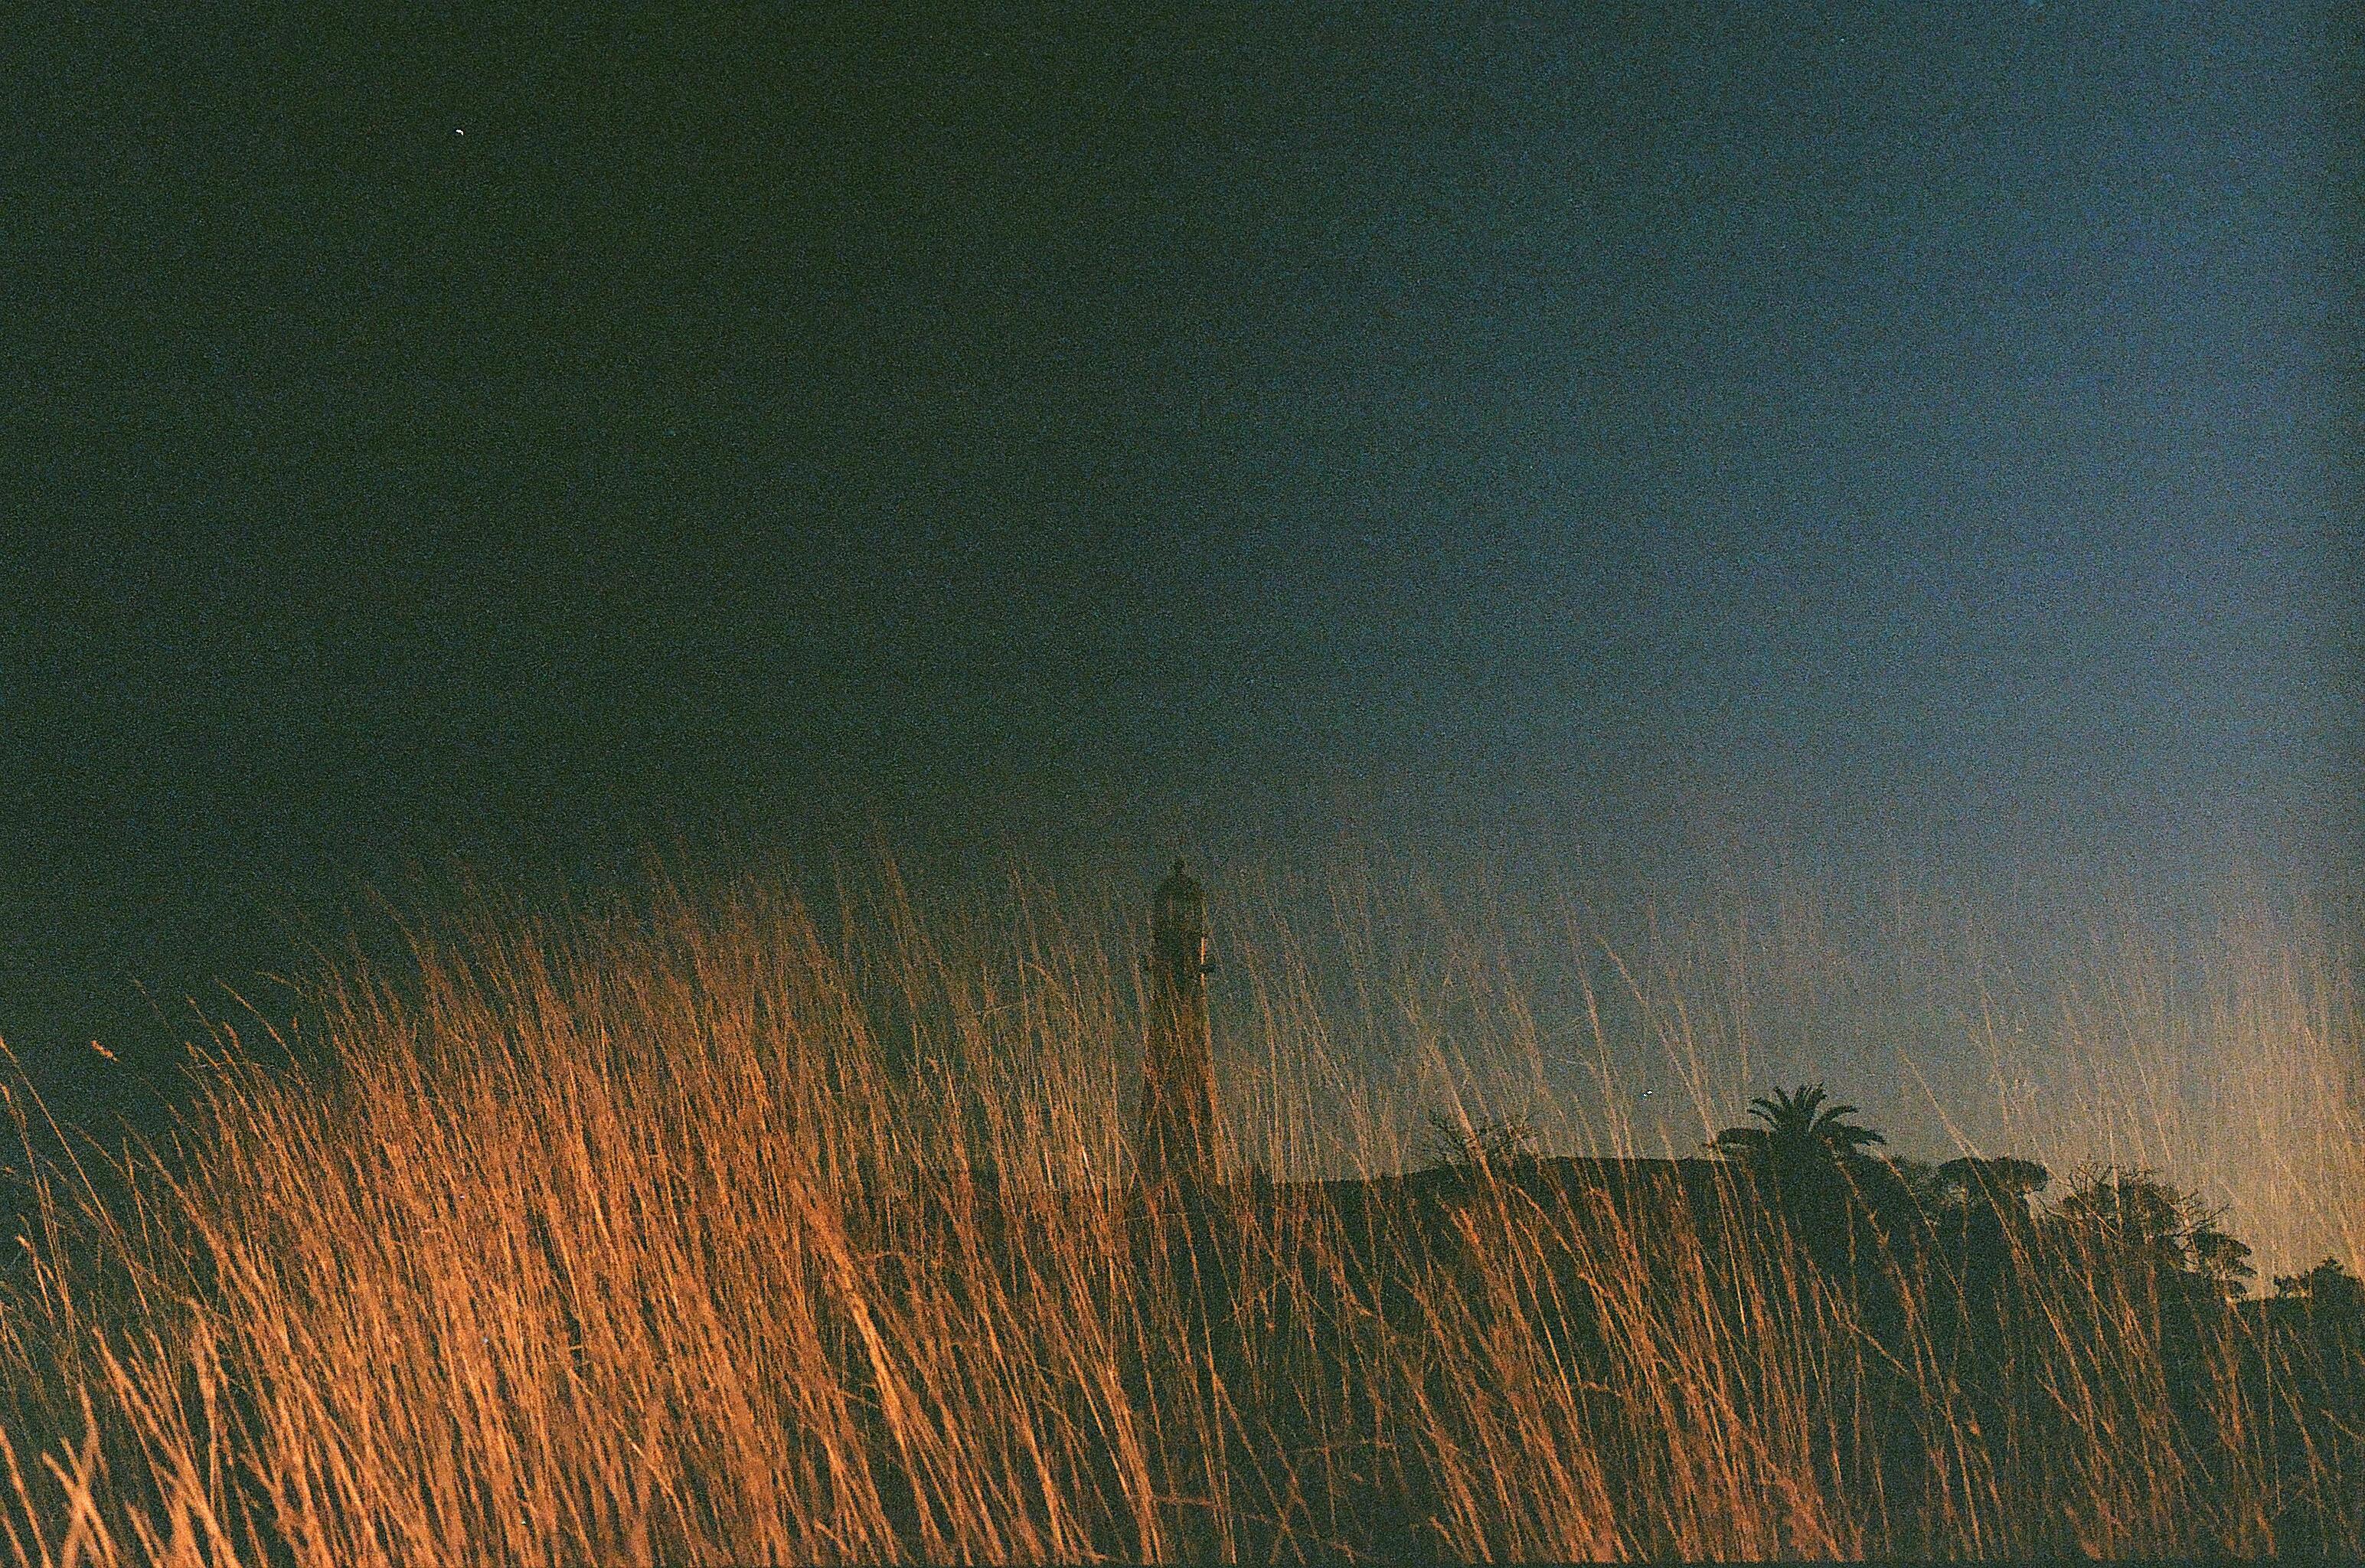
[[0, 859, 2355, 1563]]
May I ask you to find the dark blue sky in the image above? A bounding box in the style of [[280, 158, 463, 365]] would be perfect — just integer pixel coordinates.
[[2, 2, 2355, 1127]]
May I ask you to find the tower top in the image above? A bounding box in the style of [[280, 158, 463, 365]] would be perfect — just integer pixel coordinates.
[[1154, 861, 1204, 931]]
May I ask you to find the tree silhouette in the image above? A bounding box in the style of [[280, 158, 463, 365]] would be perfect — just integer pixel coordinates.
[[2050, 1165, 2256, 1300], [1709, 1084, 1903, 1282], [1934, 1156, 2050, 1223], [2189, 1227, 2256, 1299], [2273, 1257, 2365, 1317], [1935, 1155, 2050, 1200], [1711, 1083, 1886, 1168]]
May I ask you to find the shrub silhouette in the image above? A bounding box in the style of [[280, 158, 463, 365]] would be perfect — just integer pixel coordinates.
[[1417, 1108, 1537, 1174]]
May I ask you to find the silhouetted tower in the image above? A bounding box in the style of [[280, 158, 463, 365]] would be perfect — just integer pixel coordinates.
[[1138, 860, 1217, 1190]]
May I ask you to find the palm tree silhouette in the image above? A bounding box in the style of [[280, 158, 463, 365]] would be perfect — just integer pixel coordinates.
[[1710, 1085, 1899, 1282], [1712, 1083, 1886, 1168]]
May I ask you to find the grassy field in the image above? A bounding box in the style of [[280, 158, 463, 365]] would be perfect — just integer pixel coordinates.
[[1, 855, 2358, 1563]]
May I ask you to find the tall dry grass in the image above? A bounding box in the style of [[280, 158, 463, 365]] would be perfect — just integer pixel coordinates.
[[0, 853, 2357, 1562]]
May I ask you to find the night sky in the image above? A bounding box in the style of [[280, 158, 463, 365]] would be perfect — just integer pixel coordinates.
[[5, 4, 2357, 1132]]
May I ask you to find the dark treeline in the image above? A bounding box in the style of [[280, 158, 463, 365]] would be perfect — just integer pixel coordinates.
[[868, 1083, 2365, 1560]]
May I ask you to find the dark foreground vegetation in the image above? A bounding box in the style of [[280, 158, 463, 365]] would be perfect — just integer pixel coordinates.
[[867, 1119, 2365, 1561], [0, 873, 2358, 1562]]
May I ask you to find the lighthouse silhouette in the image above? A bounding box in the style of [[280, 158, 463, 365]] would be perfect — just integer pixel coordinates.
[[1138, 859, 1217, 1190]]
